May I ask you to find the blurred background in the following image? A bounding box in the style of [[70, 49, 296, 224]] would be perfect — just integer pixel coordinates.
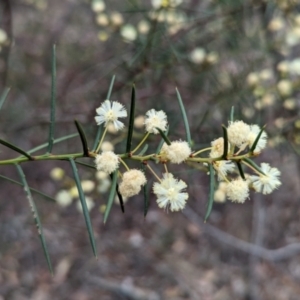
[[0, 0, 300, 299]]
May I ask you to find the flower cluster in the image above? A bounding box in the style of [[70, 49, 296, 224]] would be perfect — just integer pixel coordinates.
[[92, 99, 194, 211], [53, 168, 96, 213], [227, 120, 267, 154], [94, 98, 281, 211], [210, 120, 281, 204], [48, 93, 282, 220], [48, 95, 283, 218], [89, 0, 189, 46]]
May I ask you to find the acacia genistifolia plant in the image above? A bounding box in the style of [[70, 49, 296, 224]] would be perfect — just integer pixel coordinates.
[[0, 46, 281, 274]]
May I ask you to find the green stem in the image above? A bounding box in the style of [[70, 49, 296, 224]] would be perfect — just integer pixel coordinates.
[[131, 132, 150, 154], [187, 157, 214, 163], [193, 147, 212, 157], [228, 153, 251, 160], [242, 160, 263, 175], [146, 163, 161, 182], [95, 126, 108, 153], [0, 152, 84, 166], [130, 154, 156, 161], [119, 158, 130, 171]]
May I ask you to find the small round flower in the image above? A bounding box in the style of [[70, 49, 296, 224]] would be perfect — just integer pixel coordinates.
[[120, 24, 137, 42], [137, 20, 150, 34], [69, 186, 79, 198], [210, 137, 227, 158], [189, 48, 206, 64], [119, 169, 147, 198], [55, 190, 73, 207], [107, 123, 118, 134], [91, 0, 105, 12], [274, 117, 285, 129], [242, 107, 255, 118], [96, 13, 109, 26], [213, 160, 235, 180], [268, 17, 284, 32], [259, 69, 273, 81], [153, 173, 188, 212], [214, 182, 227, 203], [110, 11, 124, 27], [68, 182, 95, 197], [226, 178, 249, 203], [95, 99, 127, 131], [97, 31, 109, 41], [206, 52, 219, 65], [76, 197, 95, 213], [81, 180, 95, 193], [114, 194, 128, 205], [0, 29, 7, 44], [251, 163, 281, 194], [97, 178, 111, 193], [277, 61, 289, 74], [50, 167, 65, 181], [247, 125, 267, 153], [160, 141, 191, 164], [277, 79, 293, 96], [227, 120, 251, 148], [101, 141, 114, 152], [261, 94, 275, 107], [289, 58, 300, 75], [246, 72, 259, 87], [95, 151, 119, 174], [144, 109, 168, 134], [134, 115, 145, 129], [283, 98, 296, 110], [151, 0, 182, 8], [96, 171, 108, 180]]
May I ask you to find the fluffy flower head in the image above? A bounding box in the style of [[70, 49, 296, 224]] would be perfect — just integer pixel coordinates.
[[160, 140, 191, 164], [101, 141, 114, 152], [97, 178, 111, 193], [227, 120, 251, 147], [226, 178, 249, 203], [120, 24, 137, 42], [119, 169, 147, 198], [134, 115, 145, 129], [153, 173, 188, 212], [251, 163, 281, 194], [247, 125, 267, 153], [50, 167, 65, 181], [81, 180, 95, 193], [95, 151, 119, 174], [55, 190, 73, 207], [144, 109, 168, 134], [110, 11, 124, 26], [210, 137, 228, 158], [95, 100, 127, 131], [214, 182, 227, 203], [189, 48, 206, 64], [213, 160, 235, 180], [91, 0, 105, 12]]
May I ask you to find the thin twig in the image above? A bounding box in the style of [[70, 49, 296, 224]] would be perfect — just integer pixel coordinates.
[[86, 275, 160, 300], [249, 193, 265, 299], [183, 206, 300, 262]]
